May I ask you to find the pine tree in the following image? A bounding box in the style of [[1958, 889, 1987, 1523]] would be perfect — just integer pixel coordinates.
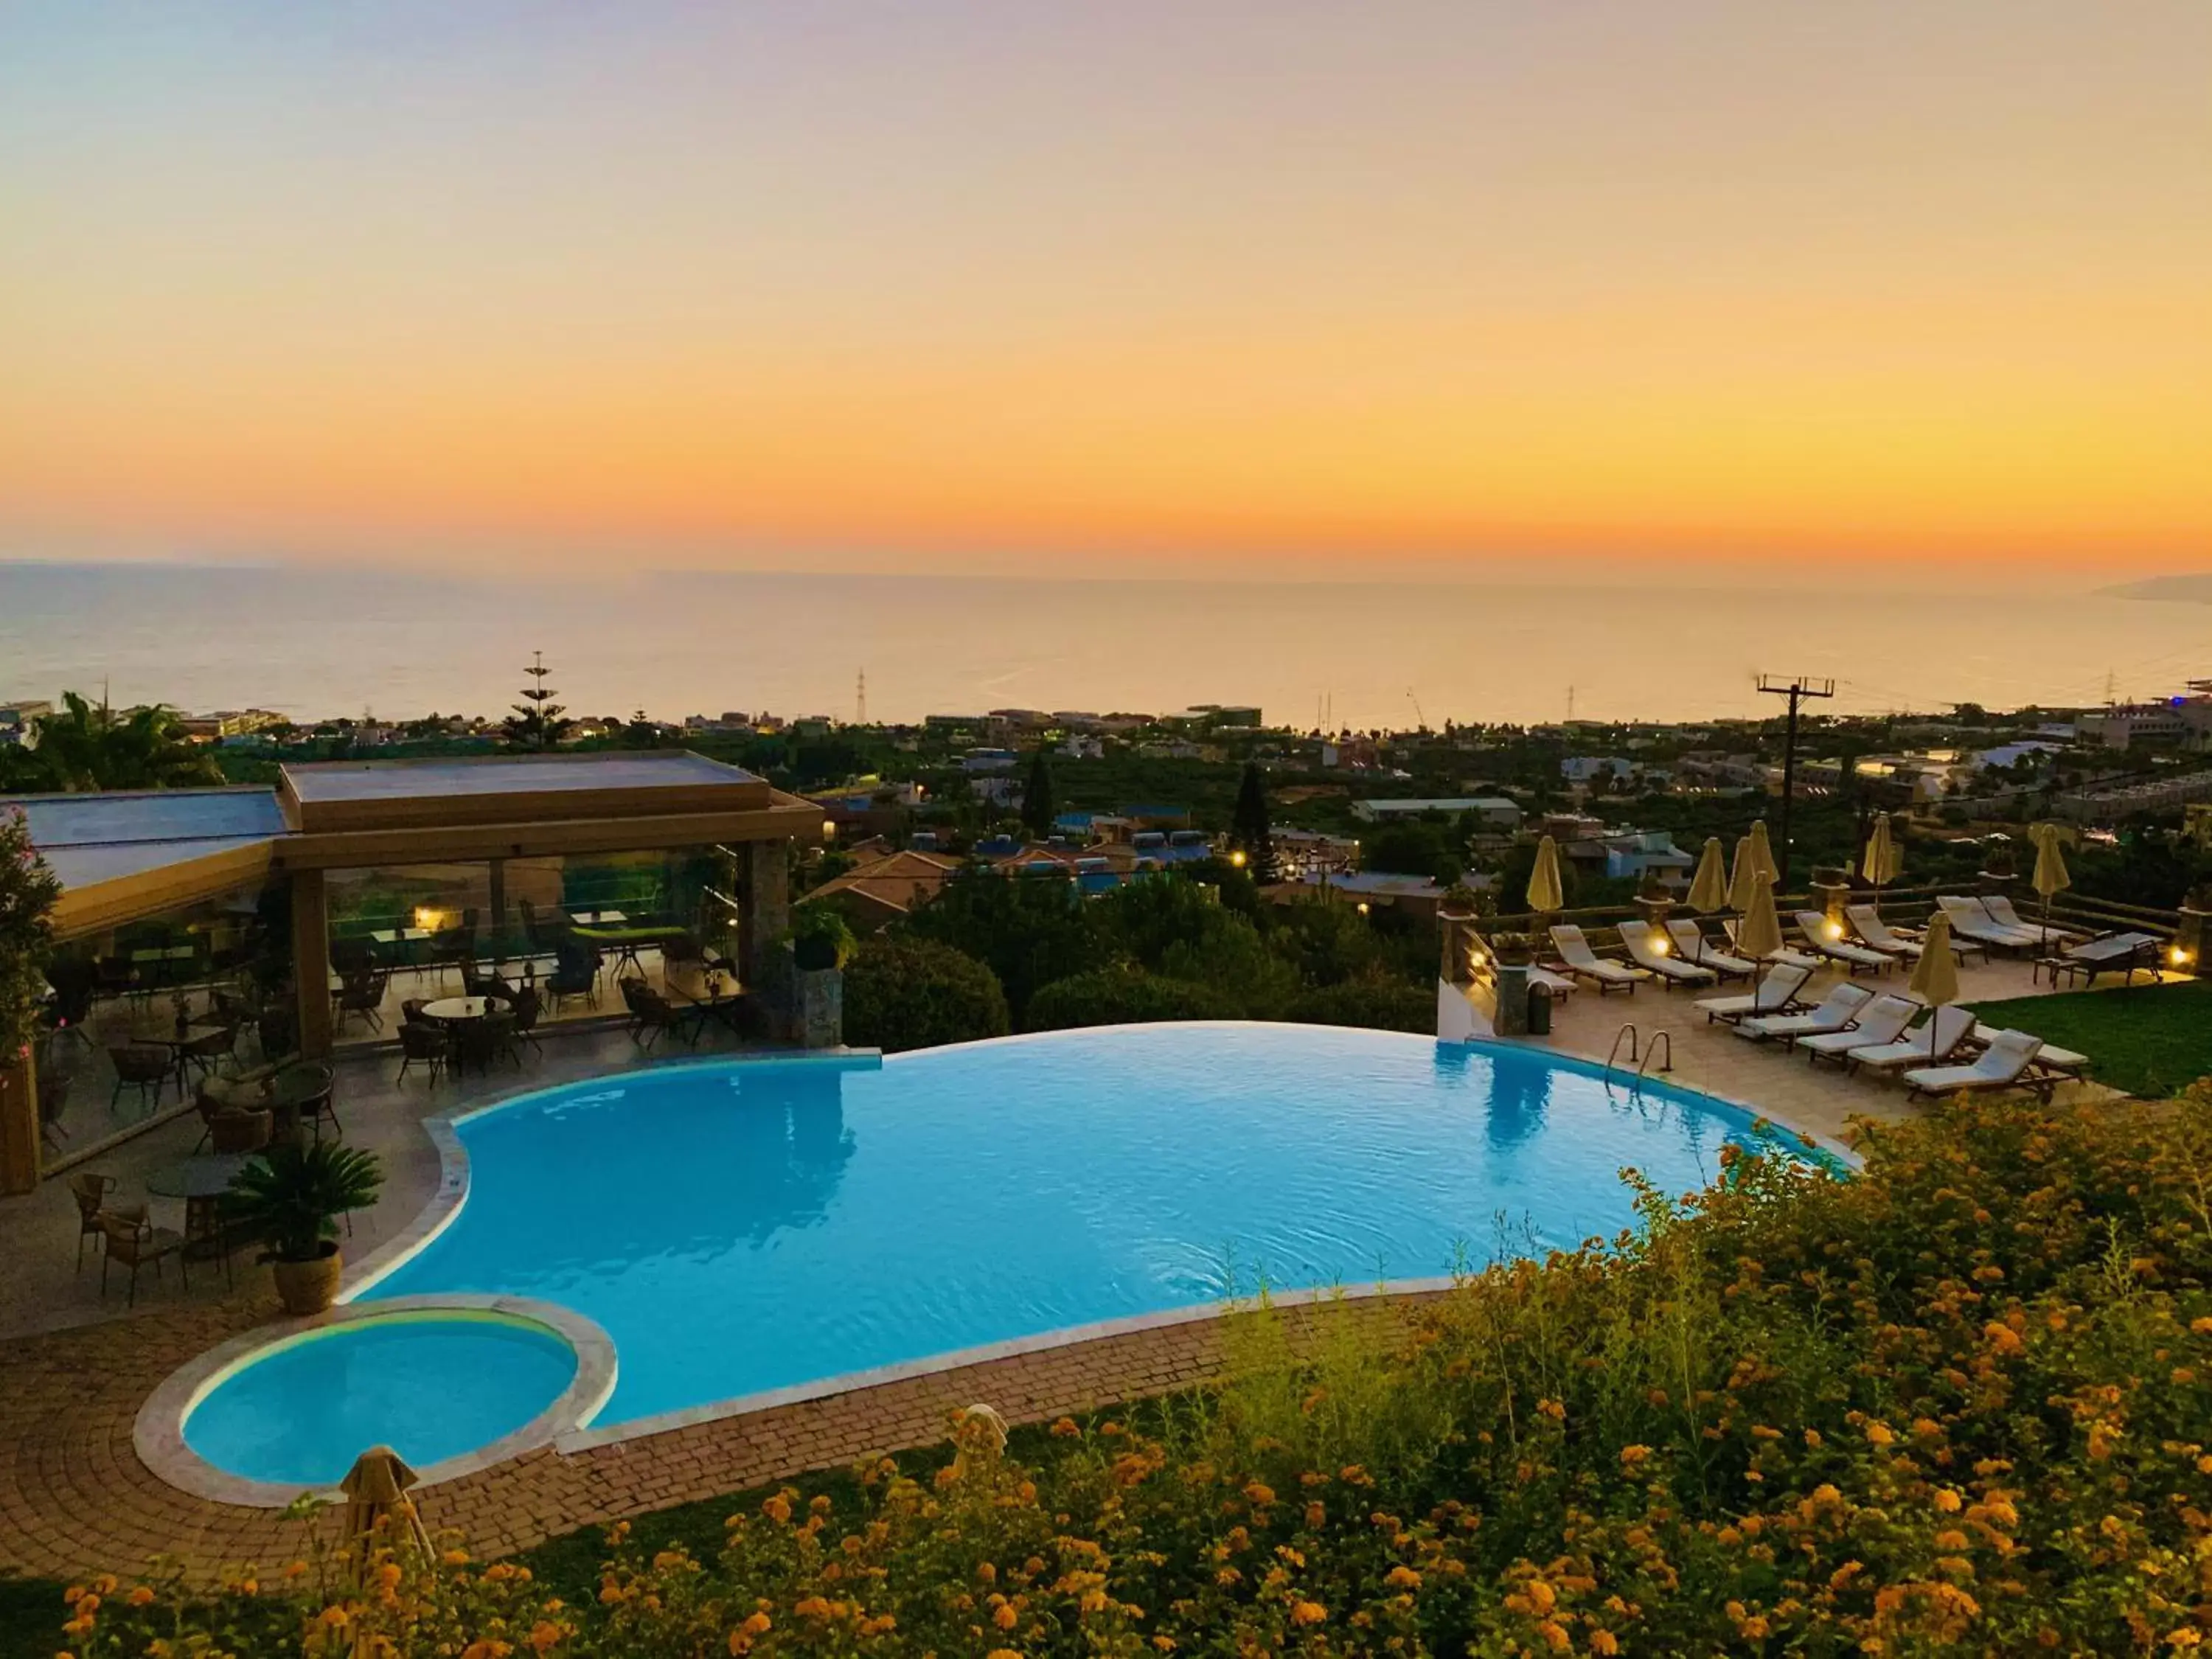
[[1229, 760, 1278, 882], [503, 653, 572, 751], [1020, 748, 1058, 842]]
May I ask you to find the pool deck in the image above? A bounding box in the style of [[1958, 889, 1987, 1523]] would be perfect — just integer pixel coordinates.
[[0, 953, 2152, 1582]]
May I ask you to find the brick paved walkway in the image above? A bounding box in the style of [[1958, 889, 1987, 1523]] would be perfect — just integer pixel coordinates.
[[0, 1266, 1420, 1583]]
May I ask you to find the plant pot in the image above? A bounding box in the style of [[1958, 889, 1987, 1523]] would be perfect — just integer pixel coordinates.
[[271, 1241, 343, 1315]]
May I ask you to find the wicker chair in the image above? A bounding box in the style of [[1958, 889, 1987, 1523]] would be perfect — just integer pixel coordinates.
[[396, 1020, 450, 1086], [68, 1172, 116, 1270], [619, 977, 689, 1048], [99, 1206, 189, 1306], [333, 967, 389, 1034], [108, 1043, 171, 1113]]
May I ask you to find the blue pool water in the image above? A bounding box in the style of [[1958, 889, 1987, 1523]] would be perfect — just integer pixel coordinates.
[[185, 1315, 577, 1486], [362, 1024, 1816, 1429]]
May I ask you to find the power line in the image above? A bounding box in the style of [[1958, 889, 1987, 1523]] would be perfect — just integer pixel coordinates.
[[1756, 673, 1835, 887]]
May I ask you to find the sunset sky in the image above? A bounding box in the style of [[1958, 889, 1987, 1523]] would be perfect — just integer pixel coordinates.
[[2, 1, 2207, 579]]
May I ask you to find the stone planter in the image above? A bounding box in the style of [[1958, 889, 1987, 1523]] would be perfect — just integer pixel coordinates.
[[793, 966, 844, 1049], [271, 1242, 343, 1316]]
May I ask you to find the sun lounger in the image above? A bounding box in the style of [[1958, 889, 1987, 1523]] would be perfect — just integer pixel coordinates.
[[1692, 961, 1812, 1024], [1793, 912, 1895, 975], [1618, 920, 1719, 988], [1843, 905, 1924, 961], [2037, 930, 2164, 988], [1981, 894, 2090, 947], [1846, 1005, 1976, 1074], [1548, 924, 1649, 994], [1905, 1029, 2049, 1101], [1529, 966, 1578, 998], [1937, 894, 2041, 955], [1722, 917, 1823, 972], [1795, 993, 1918, 1066], [1735, 981, 1874, 1043], [1968, 1021, 2087, 1080], [1664, 919, 1757, 980]]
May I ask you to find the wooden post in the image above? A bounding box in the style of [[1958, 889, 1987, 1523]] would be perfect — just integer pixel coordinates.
[[0, 1041, 37, 1195], [292, 868, 334, 1060]]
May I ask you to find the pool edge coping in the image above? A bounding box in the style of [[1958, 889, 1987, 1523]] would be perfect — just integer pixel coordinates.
[[134, 1295, 619, 1509]]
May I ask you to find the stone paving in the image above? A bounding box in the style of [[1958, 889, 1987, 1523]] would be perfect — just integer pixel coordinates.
[[0, 952, 2146, 1585]]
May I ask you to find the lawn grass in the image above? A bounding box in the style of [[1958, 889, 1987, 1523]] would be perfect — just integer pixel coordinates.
[[1966, 975, 2212, 1098]]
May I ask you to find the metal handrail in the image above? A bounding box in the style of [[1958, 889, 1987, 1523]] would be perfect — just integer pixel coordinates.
[[1635, 1030, 1674, 1079], [1605, 1023, 1639, 1076]]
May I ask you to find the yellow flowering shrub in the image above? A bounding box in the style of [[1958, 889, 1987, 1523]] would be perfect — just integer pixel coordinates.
[[48, 1085, 2212, 1654]]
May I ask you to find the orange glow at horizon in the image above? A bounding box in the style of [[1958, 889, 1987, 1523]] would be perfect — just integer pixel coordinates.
[[1, 1, 2208, 575]]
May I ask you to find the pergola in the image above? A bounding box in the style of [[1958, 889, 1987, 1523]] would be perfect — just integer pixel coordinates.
[[2, 751, 824, 1191]]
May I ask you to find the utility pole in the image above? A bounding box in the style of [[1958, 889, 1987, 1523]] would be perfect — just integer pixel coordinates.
[[855, 669, 867, 726], [1756, 673, 1835, 888]]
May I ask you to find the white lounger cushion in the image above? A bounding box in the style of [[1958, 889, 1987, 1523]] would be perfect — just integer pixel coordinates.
[[1692, 962, 1812, 1020], [1666, 919, 1758, 975], [1843, 905, 1922, 958], [1794, 912, 1893, 970], [1905, 1029, 2044, 1095], [1795, 994, 1917, 1056], [1736, 981, 1874, 1040], [1849, 1005, 1977, 1070], [1549, 924, 1646, 984], [1981, 895, 2087, 943], [1619, 920, 1719, 984], [1938, 894, 2040, 947], [1968, 1022, 2084, 1070]]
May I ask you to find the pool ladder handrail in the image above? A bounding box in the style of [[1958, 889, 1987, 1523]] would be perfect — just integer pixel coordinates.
[[1605, 1023, 1675, 1085], [1605, 1023, 1640, 1077]]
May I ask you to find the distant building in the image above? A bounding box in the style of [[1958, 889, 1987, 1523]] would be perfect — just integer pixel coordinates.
[[961, 748, 1020, 773], [176, 708, 286, 741], [1352, 796, 1521, 830], [2079, 685, 2212, 751], [0, 699, 52, 749], [1560, 756, 1635, 784], [1057, 734, 1105, 760], [800, 848, 961, 928]]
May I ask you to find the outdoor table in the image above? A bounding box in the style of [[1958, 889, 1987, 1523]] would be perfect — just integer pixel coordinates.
[[369, 927, 434, 970], [422, 997, 497, 1074], [265, 1065, 335, 1141], [568, 908, 627, 927], [147, 1152, 254, 1265], [574, 923, 687, 983], [669, 976, 749, 1039], [128, 1019, 232, 1093]]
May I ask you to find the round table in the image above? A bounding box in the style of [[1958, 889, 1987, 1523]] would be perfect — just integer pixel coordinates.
[[422, 996, 493, 1021], [147, 1152, 254, 1262]]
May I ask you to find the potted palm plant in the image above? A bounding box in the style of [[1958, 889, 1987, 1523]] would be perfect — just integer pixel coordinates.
[[226, 1141, 383, 1315]]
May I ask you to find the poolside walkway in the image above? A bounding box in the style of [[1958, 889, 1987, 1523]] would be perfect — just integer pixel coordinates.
[[1523, 953, 2131, 1151]]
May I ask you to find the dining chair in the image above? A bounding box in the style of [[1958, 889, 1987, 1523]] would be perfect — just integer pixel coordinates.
[[98, 1206, 189, 1306], [68, 1172, 116, 1271]]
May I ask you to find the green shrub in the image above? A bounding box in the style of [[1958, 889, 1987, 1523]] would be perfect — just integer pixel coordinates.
[[840, 936, 1009, 1052], [1281, 975, 1434, 1033], [1024, 963, 1237, 1030], [46, 1088, 2212, 1656]]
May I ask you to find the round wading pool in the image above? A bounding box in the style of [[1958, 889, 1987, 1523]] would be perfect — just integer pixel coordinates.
[[139, 1298, 616, 1503]]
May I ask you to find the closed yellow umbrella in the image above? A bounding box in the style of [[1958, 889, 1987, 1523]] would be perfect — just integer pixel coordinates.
[[1861, 814, 1902, 888], [1907, 910, 1961, 1058], [2031, 822, 2071, 902], [1727, 835, 1761, 914], [1747, 818, 1781, 885], [1736, 870, 1784, 964], [1525, 835, 1565, 916], [1686, 837, 1728, 913]]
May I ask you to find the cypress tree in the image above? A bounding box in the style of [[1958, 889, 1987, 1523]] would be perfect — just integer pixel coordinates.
[[1020, 748, 1058, 842], [1230, 761, 1278, 883]]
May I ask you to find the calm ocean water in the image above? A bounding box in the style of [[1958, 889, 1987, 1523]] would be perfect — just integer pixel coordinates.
[[0, 562, 2200, 731]]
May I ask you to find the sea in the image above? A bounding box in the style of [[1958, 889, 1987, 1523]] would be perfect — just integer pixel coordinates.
[[0, 561, 2203, 731]]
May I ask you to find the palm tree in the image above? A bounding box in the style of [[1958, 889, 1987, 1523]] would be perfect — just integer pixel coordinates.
[[18, 692, 222, 793]]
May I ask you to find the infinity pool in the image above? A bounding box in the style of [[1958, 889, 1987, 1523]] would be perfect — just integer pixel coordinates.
[[357, 1023, 1818, 1431]]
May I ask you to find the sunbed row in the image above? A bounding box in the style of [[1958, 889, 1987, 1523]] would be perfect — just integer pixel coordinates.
[[1689, 972, 2084, 1101]]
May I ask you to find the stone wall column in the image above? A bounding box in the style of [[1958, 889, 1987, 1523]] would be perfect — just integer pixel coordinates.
[[739, 839, 791, 991], [2177, 906, 2209, 979], [292, 868, 333, 1060], [0, 1042, 37, 1195]]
